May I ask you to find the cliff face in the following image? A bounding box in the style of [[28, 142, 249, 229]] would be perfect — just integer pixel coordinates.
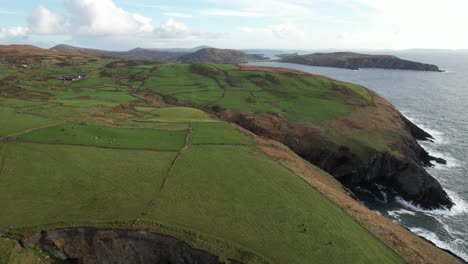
[[219, 91, 453, 209], [30, 228, 230, 264], [280, 52, 442, 71]]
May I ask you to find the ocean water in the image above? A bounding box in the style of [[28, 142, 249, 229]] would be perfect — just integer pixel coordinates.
[[248, 51, 468, 261]]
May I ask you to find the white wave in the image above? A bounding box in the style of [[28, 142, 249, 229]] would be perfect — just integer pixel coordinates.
[[401, 112, 447, 144], [420, 144, 462, 169], [401, 111, 463, 169], [395, 190, 468, 217], [435, 218, 468, 238], [454, 239, 468, 247], [409, 227, 468, 261], [388, 209, 416, 217]]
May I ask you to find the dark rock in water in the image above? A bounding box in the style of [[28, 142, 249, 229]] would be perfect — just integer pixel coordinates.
[[362, 153, 452, 209], [33, 228, 231, 264], [401, 114, 448, 166], [430, 155, 448, 165], [279, 52, 442, 72], [401, 115, 434, 142], [306, 148, 453, 210]]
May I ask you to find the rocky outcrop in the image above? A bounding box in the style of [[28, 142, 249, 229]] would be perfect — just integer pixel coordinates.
[[29, 228, 233, 264], [220, 110, 453, 209], [279, 52, 442, 71], [401, 115, 434, 142]]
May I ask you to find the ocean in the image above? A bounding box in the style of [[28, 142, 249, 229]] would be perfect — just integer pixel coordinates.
[[248, 50, 468, 261]]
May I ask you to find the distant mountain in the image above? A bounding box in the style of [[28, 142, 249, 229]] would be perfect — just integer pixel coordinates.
[[50, 44, 187, 62], [178, 48, 266, 64], [279, 52, 442, 71], [116, 48, 186, 61], [151, 46, 212, 53], [50, 45, 270, 63]]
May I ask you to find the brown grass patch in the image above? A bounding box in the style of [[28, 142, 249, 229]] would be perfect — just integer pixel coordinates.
[[131, 92, 166, 108], [88, 111, 116, 125], [324, 91, 408, 134]]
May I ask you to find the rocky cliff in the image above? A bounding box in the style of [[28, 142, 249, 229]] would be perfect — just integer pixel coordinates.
[[218, 88, 452, 209]]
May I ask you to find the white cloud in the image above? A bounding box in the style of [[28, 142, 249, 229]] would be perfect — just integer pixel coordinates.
[[205, 0, 318, 19], [271, 23, 305, 39], [62, 0, 209, 43], [237, 23, 305, 40], [155, 18, 191, 38], [154, 18, 214, 40], [201, 8, 269, 18], [65, 0, 154, 36], [163, 12, 193, 18], [341, 0, 468, 49], [28, 6, 67, 35], [0, 26, 29, 39]]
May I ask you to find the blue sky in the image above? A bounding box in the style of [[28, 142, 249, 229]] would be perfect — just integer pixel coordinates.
[[1, 0, 467, 50]]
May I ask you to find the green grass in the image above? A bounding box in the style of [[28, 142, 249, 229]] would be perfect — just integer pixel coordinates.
[[68, 73, 113, 88], [0, 142, 176, 229], [156, 65, 366, 123], [344, 82, 373, 102], [174, 90, 224, 105], [0, 58, 408, 263], [191, 122, 253, 145], [146, 64, 219, 88], [17, 123, 187, 151], [0, 98, 45, 108], [147, 145, 404, 264], [140, 107, 216, 123], [0, 107, 55, 137], [50, 99, 121, 108], [47, 89, 136, 103]]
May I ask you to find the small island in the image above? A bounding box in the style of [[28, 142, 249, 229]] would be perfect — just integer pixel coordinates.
[[279, 52, 442, 71]]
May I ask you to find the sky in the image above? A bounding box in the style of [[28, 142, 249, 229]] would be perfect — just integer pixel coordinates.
[[0, 0, 467, 51]]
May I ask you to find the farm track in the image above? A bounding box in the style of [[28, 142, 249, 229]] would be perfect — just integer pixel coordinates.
[[140, 123, 192, 216], [11, 140, 181, 153], [0, 144, 7, 178]]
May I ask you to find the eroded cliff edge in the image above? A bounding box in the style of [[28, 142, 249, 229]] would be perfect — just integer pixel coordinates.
[[219, 89, 453, 209], [21, 228, 239, 264]]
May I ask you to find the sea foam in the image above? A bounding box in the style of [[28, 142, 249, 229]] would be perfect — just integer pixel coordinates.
[[409, 227, 468, 261], [396, 190, 468, 217]]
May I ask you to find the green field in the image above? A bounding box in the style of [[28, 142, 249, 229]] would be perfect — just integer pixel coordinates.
[[17, 123, 187, 151], [138, 106, 216, 123], [0, 56, 408, 264], [190, 122, 253, 145], [148, 145, 403, 264]]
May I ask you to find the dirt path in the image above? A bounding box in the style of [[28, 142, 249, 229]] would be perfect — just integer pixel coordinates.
[[140, 123, 192, 216]]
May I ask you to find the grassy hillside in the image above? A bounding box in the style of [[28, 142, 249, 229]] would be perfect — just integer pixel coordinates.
[[0, 49, 459, 264]]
